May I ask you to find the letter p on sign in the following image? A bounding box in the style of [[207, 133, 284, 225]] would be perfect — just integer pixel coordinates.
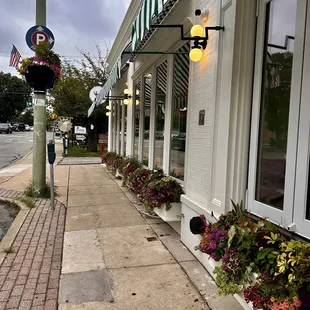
[[31, 30, 48, 47]]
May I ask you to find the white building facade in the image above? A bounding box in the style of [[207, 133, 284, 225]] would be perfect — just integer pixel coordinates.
[[90, 0, 310, 306]]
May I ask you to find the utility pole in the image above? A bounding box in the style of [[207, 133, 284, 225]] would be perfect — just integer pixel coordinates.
[[32, 0, 47, 195]]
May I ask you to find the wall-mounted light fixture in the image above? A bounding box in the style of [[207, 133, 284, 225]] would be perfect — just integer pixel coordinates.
[[105, 89, 140, 105], [106, 112, 111, 116], [123, 10, 224, 63]]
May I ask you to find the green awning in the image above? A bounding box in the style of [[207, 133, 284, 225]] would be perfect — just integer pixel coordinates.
[[132, 0, 168, 50]]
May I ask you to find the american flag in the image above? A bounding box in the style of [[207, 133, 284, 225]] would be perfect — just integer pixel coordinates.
[[9, 45, 21, 69]]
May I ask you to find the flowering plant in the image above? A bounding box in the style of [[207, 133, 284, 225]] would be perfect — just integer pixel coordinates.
[[110, 155, 125, 176], [191, 200, 310, 309], [127, 167, 151, 195], [118, 157, 141, 186], [18, 42, 61, 79], [103, 152, 118, 167], [142, 176, 184, 210]]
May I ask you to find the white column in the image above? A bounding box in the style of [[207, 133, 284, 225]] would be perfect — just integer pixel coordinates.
[[126, 63, 135, 156], [108, 91, 113, 152], [138, 76, 145, 163], [116, 100, 121, 154], [148, 65, 157, 169], [121, 102, 125, 156], [163, 55, 174, 174]]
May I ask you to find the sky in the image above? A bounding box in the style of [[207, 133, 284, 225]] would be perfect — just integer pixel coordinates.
[[0, 0, 131, 76]]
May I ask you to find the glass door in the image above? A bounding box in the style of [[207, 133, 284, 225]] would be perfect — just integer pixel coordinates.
[[247, 0, 307, 227], [292, 1, 310, 238]]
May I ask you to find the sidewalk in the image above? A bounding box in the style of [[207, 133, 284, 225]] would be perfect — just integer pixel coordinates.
[[0, 145, 243, 310]]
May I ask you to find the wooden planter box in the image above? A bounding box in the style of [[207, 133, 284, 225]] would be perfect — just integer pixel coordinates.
[[154, 202, 181, 222]]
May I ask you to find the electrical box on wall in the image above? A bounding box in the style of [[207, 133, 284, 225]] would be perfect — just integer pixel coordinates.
[[199, 110, 205, 125]]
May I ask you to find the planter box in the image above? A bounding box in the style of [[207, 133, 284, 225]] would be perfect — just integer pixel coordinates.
[[25, 65, 57, 92], [154, 202, 181, 222]]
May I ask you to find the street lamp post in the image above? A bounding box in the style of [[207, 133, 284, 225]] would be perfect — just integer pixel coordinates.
[[32, 0, 47, 195]]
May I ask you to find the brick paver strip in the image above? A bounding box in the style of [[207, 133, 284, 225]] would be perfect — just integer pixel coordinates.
[[0, 189, 66, 309]]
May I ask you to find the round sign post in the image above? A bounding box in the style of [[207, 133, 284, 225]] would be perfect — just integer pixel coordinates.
[[26, 25, 55, 51]]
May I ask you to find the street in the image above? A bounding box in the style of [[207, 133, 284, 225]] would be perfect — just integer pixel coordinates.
[[0, 131, 52, 170], [0, 131, 33, 169]]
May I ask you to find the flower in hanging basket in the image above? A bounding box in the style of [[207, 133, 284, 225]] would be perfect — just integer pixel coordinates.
[[18, 42, 61, 91]]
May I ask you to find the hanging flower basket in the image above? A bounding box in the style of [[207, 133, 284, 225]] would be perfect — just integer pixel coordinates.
[[25, 65, 57, 92], [18, 42, 61, 92], [153, 202, 182, 222]]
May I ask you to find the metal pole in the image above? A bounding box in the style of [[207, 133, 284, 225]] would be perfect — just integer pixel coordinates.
[[32, 0, 47, 196], [36, 0, 46, 25], [32, 93, 47, 194], [50, 163, 54, 210]]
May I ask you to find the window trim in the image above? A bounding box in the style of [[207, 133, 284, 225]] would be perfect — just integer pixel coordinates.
[[247, 0, 308, 233]]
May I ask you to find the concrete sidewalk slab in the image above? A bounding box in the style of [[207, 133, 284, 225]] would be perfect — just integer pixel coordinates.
[[59, 158, 101, 165], [0, 164, 32, 177], [109, 264, 206, 309], [59, 270, 113, 304], [97, 225, 175, 268], [62, 230, 105, 274], [68, 193, 128, 207], [151, 223, 196, 262], [66, 204, 146, 231], [68, 185, 121, 195], [65, 207, 101, 231]]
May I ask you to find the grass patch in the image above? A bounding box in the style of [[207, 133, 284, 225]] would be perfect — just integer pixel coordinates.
[[15, 196, 36, 209], [3, 246, 16, 254], [24, 182, 58, 199], [67, 145, 101, 157]]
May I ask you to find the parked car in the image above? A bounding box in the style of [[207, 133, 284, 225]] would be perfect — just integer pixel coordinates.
[[25, 124, 31, 131], [12, 123, 19, 131], [171, 133, 186, 151], [18, 123, 25, 131], [0, 123, 12, 134]]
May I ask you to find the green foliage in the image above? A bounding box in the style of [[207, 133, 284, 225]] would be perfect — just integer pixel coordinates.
[[24, 182, 58, 199], [0, 72, 31, 122], [196, 200, 310, 309], [49, 45, 109, 152], [15, 196, 36, 209], [265, 51, 293, 149], [67, 145, 100, 157], [17, 109, 33, 126], [3, 247, 16, 254], [35, 42, 61, 68]]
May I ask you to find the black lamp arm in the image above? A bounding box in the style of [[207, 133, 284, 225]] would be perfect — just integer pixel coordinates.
[[150, 24, 224, 41]]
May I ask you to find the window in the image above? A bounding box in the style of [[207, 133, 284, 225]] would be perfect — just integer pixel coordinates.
[[169, 44, 190, 180], [143, 73, 151, 166], [154, 61, 167, 169], [248, 0, 310, 237], [134, 82, 141, 160]]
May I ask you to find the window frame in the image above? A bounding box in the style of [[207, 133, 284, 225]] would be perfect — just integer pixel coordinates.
[[247, 0, 307, 231]]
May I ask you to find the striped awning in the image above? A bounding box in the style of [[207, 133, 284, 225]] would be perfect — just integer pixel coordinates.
[[132, 0, 169, 50], [88, 58, 122, 117], [95, 58, 121, 106]]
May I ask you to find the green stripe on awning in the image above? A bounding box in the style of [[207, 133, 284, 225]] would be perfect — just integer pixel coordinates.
[[132, 0, 165, 50]]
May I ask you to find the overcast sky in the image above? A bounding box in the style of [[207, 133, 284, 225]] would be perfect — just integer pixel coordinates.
[[0, 0, 131, 76]]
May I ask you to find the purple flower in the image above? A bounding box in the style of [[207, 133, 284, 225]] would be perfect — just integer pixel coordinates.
[[210, 242, 217, 250]]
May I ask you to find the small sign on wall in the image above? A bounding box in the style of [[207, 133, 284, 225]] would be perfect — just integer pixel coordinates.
[[199, 110, 205, 125]]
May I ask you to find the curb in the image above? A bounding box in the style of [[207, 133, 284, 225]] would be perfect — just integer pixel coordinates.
[[0, 148, 33, 172], [0, 197, 30, 266]]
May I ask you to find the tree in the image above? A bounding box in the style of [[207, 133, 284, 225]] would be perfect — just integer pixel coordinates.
[[0, 72, 31, 122], [49, 45, 108, 152], [265, 51, 293, 149], [18, 109, 33, 125]]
